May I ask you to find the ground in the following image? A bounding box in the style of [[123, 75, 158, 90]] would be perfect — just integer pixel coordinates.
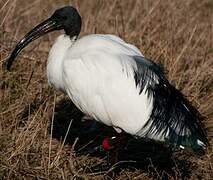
[[0, 0, 212, 179]]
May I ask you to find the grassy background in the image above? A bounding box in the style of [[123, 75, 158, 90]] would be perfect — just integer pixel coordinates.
[[0, 0, 212, 179]]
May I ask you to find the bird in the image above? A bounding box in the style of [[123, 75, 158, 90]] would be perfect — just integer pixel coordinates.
[[7, 6, 208, 154]]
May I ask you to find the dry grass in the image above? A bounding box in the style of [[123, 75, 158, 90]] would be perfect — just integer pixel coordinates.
[[0, 0, 213, 179]]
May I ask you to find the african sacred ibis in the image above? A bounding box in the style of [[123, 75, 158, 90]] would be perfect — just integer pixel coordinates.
[[7, 6, 208, 153]]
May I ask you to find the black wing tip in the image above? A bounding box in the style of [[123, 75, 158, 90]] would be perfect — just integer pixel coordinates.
[[130, 55, 209, 155], [165, 131, 209, 155], [138, 72, 209, 154], [185, 140, 208, 155]]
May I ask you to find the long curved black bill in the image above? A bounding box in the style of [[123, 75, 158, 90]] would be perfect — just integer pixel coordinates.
[[6, 18, 62, 70]]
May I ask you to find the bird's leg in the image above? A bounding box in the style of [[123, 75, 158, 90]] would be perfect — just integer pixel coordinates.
[[101, 131, 128, 166], [102, 136, 118, 166]]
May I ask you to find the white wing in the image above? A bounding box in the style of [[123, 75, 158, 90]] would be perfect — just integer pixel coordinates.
[[62, 34, 153, 135]]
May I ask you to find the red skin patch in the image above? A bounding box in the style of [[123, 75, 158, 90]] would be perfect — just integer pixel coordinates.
[[102, 137, 113, 151]]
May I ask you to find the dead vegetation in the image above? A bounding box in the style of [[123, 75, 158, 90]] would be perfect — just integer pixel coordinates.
[[0, 0, 213, 179]]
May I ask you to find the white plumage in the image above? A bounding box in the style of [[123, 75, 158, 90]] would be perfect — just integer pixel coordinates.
[[48, 34, 153, 135]]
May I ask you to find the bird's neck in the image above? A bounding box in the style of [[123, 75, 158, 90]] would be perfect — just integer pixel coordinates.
[[47, 34, 75, 92]]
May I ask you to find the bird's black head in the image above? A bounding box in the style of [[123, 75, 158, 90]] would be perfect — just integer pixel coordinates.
[[6, 6, 81, 70], [51, 6, 81, 36]]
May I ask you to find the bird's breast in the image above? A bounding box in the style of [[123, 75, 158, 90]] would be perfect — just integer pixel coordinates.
[[47, 34, 75, 93]]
